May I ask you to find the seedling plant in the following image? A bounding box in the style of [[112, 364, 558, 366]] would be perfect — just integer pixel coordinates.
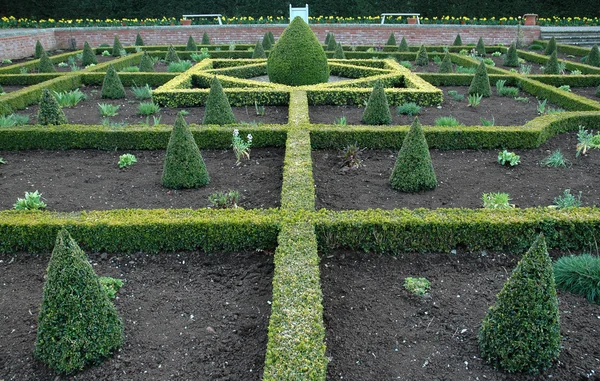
[[498, 150, 520, 166]]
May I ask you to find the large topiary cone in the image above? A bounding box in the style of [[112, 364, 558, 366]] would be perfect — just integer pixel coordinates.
[[587, 44, 600, 67], [267, 16, 329, 86], [479, 234, 560, 373], [135, 32, 144, 46], [362, 80, 391, 125], [398, 37, 409, 52], [35, 229, 123, 374], [333, 42, 346, 59], [164, 45, 180, 63], [38, 50, 56, 73], [504, 43, 519, 67], [415, 44, 429, 66], [101, 64, 126, 99], [544, 51, 560, 74], [139, 51, 155, 72], [544, 36, 557, 56], [468, 61, 492, 96], [35, 40, 44, 59], [82, 41, 97, 67], [186, 35, 197, 51], [112, 35, 124, 57], [252, 40, 267, 59], [38, 89, 67, 125], [201, 32, 210, 45], [326, 33, 337, 51], [389, 117, 437, 192], [476, 37, 486, 56], [453, 34, 463, 46], [203, 76, 235, 125], [162, 112, 210, 188], [262, 32, 272, 50], [438, 52, 453, 73]]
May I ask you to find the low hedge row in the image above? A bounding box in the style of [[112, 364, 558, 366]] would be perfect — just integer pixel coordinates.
[[81, 72, 176, 87], [532, 40, 591, 57], [449, 53, 509, 74], [0, 51, 81, 74], [328, 61, 391, 78], [93, 44, 255, 55], [0, 75, 81, 115], [517, 77, 600, 111], [0, 74, 62, 85], [307, 87, 442, 105], [205, 61, 268, 79], [517, 50, 600, 75], [418, 73, 516, 86], [525, 74, 600, 87], [153, 88, 290, 107]]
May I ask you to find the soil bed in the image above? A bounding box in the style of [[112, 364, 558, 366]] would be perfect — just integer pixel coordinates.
[[312, 131, 600, 210], [322, 249, 600, 380], [0, 250, 273, 380], [0, 148, 284, 211], [570, 86, 600, 101]]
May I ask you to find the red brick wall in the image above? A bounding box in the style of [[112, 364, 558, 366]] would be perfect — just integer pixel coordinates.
[[0, 25, 540, 60]]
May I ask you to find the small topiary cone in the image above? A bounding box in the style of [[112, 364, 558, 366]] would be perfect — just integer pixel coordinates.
[[333, 42, 346, 59], [268, 31, 275, 44], [112, 35, 124, 57], [186, 35, 197, 51], [164, 45, 180, 63], [438, 52, 453, 73], [386, 32, 396, 46], [252, 40, 267, 58], [201, 32, 210, 45], [544, 51, 560, 74], [262, 32, 272, 50], [587, 44, 600, 67], [203, 76, 235, 125], [415, 44, 429, 66], [468, 61, 492, 97], [389, 117, 437, 192], [362, 80, 392, 125], [35, 40, 44, 59], [38, 89, 67, 125], [162, 112, 210, 188], [453, 34, 462, 46], [82, 41, 97, 67], [479, 234, 560, 373], [324, 32, 331, 46], [35, 229, 123, 374], [38, 50, 56, 73], [504, 42, 519, 67], [544, 36, 557, 56], [101, 64, 126, 99], [326, 33, 337, 51], [139, 51, 155, 72], [476, 37, 486, 56], [398, 37, 409, 52], [135, 32, 144, 46], [596, 85, 600, 97]]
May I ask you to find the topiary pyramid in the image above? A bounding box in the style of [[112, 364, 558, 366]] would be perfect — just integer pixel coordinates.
[[587, 44, 600, 67], [203, 76, 235, 125], [201, 32, 210, 45], [415, 44, 429, 66], [35, 40, 44, 59], [544, 51, 560, 74], [504, 42, 519, 67], [362, 80, 392, 125], [468, 61, 492, 97], [34, 229, 123, 374], [438, 52, 453, 73], [164, 44, 180, 63], [453, 34, 463, 46], [398, 37, 409, 52], [476, 37, 486, 56], [479, 234, 560, 373], [333, 42, 346, 59], [135, 32, 144, 46], [544, 36, 557, 56], [112, 35, 124, 57], [262, 32, 272, 50], [267, 16, 329, 86], [268, 31, 275, 44], [38, 50, 56, 73], [186, 35, 197, 51], [324, 32, 331, 46], [326, 32, 337, 51], [252, 40, 267, 58], [38, 89, 67, 125], [596, 85, 600, 97], [386, 33, 397, 46], [389, 117, 437, 192], [82, 41, 97, 67], [101, 64, 126, 99], [139, 51, 155, 72], [162, 112, 210, 188]]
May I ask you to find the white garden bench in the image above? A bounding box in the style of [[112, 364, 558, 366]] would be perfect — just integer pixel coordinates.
[[381, 13, 421, 25], [182, 14, 223, 25]]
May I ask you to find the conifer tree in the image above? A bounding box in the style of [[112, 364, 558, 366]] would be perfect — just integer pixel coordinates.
[[362, 80, 392, 125], [201, 32, 210, 45], [544, 36, 557, 56], [468, 61, 492, 97], [139, 51, 155, 72], [38, 50, 56, 73], [186, 35, 197, 51], [324, 32, 331, 46], [398, 37, 409, 52], [268, 31, 275, 44], [586, 44, 600, 67], [164, 45, 180, 63], [135, 33, 144, 46], [333, 42, 346, 59], [81, 41, 97, 67], [326, 33, 337, 51], [35, 40, 44, 59], [262, 32, 272, 50], [203, 76, 235, 125], [386, 32, 396, 46], [504, 43, 519, 67], [453, 34, 463, 46], [438, 52, 453, 73], [38, 89, 67, 125], [252, 40, 267, 58], [101, 64, 126, 99], [544, 51, 560, 74], [112, 35, 124, 57], [476, 37, 486, 56], [415, 44, 429, 66]]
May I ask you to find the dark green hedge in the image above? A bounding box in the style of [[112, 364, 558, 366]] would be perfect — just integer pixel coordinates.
[[81, 72, 176, 86], [153, 88, 290, 107], [517, 50, 600, 75], [0, 75, 81, 115], [525, 75, 600, 87], [306, 87, 442, 106], [517, 77, 600, 111], [0, 51, 81, 74], [532, 40, 591, 57], [0, 74, 63, 85]]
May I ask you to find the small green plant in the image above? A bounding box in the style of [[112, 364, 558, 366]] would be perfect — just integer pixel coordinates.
[[554, 254, 600, 304], [497, 150, 520, 166], [455, 65, 477, 74], [2, 58, 13, 64], [333, 115, 347, 125], [571, 69, 582, 75], [519, 64, 532, 74], [496, 79, 519, 97], [468, 93, 483, 107], [432, 55, 442, 65], [118, 153, 137, 168], [404, 277, 430, 296], [435, 116, 461, 127], [98, 277, 124, 299], [483, 57, 495, 66], [514, 96, 529, 103], [491, 51, 502, 57], [57, 62, 69, 68], [536, 99, 563, 115], [482, 192, 512, 209], [167, 60, 192, 72], [0, 158, 5, 164], [480, 116, 495, 126], [528, 43, 544, 50], [52, 89, 87, 107], [14, 190, 47, 210], [540, 150, 571, 168], [208, 190, 240, 209], [558, 85, 571, 92], [232, 129, 252, 165], [339, 143, 365, 169], [131, 84, 152, 100], [396, 102, 421, 116], [101, 119, 126, 127], [120, 66, 139, 72], [254, 101, 265, 116], [137, 102, 160, 115], [101, 50, 110, 56], [98, 103, 120, 117], [459, 49, 469, 55], [576, 126, 600, 157], [228, 42, 237, 51], [399, 60, 412, 69], [447, 90, 464, 101], [553, 189, 582, 209], [0, 113, 29, 127], [19, 66, 29, 74], [191, 47, 211, 62]]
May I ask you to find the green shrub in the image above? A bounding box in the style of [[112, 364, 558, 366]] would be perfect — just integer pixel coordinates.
[[386, 33, 396, 46], [53, 89, 87, 107], [38, 89, 67, 125], [252, 40, 267, 59], [186, 35, 197, 51], [326, 33, 337, 51], [398, 37, 409, 52], [453, 34, 462, 46], [35, 229, 123, 374], [164, 45, 181, 63], [587, 44, 600, 67], [361, 79, 391, 125], [435, 116, 462, 126], [482, 192, 512, 209], [390, 117, 437, 192], [208, 190, 240, 209], [324, 32, 331, 46], [554, 254, 600, 304], [404, 277, 430, 296], [118, 153, 137, 168], [396, 102, 421, 116], [82, 41, 97, 67], [540, 149, 571, 168], [137, 102, 160, 115], [14, 190, 47, 210], [139, 51, 155, 72], [203, 76, 235, 125], [112, 36, 124, 57], [415, 45, 429, 66], [135, 32, 144, 46], [267, 16, 329, 86], [438, 52, 453, 73], [476, 37, 486, 56], [468, 61, 491, 97], [268, 31, 275, 44], [162, 112, 210, 188], [544, 36, 557, 56], [35, 40, 44, 59], [333, 43, 346, 59], [101, 65, 126, 99], [262, 32, 272, 50], [504, 43, 519, 67], [38, 50, 56, 73], [544, 51, 561, 75], [201, 32, 210, 45], [478, 234, 560, 373], [167, 60, 192, 72], [98, 277, 124, 299], [98, 103, 119, 117], [553, 189, 582, 209]]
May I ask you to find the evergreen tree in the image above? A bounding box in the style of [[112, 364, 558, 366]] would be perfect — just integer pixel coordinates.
[[544, 51, 560, 74], [38, 89, 67, 125], [398, 37, 409, 52], [112, 35, 124, 57], [186, 35, 197, 51], [324, 32, 331, 46], [101, 64, 126, 99], [386, 32, 396, 46], [362, 80, 392, 125], [268, 31, 275, 44], [262, 32, 272, 50], [201, 32, 210, 45], [326, 33, 337, 51], [81, 41, 97, 67], [252, 40, 267, 58], [333, 42, 346, 59], [504, 43, 519, 67], [544, 36, 557, 56], [415, 44, 429, 66], [476, 37, 486, 56], [438, 52, 453, 73], [203, 76, 235, 125], [587, 44, 600, 67], [468, 61, 492, 97], [35, 40, 44, 59], [164, 44, 180, 63], [134, 32, 144, 46], [139, 51, 155, 72], [453, 34, 463, 46], [596, 85, 600, 98], [38, 50, 56, 73]]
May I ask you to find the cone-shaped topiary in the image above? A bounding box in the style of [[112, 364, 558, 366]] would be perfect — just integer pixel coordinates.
[[479, 234, 560, 373], [587, 44, 600, 67], [386, 33, 396, 46], [262, 32, 272, 50], [201, 32, 210, 45], [596, 85, 600, 97], [326, 32, 337, 51], [398, 37, 409, 52], [389, 117, 437, 192], [324, 32, 331, 46], [267, 16, 329, 86], [38, 50, 56, 73], [362, 80, 392, 125], [504, 42, 519, 67], [268, 31, 275, 44], [544, 51, 560, 74], [135, 32, 144, 46], [203, 76, 235, 125], [186, 35, 197, 51], [34, 229, 123, 374], [476, 37, 486, 56], [82, 41, 97, 67], [333, 42, 346, 59], [162, 112, 210, 188], [252, 40, 267, 58], [415, 44, 429, 66], [453, 34, 462, 46], [139, 51, 155, 72], [164, 45, 180, 63], [101, 64, 126, 99], [544, 36, 557, 55], [35, 40, 44, 59], [438, 52, 453, 73], [112, 35, 124, 57], [468, 61, 492, 97], [38, 89, 68, 125]]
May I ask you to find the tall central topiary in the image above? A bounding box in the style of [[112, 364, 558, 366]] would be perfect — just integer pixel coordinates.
[[267, 16, 329, 86]]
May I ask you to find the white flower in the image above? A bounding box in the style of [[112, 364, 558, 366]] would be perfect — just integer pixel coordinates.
[[233, 129, 239, 137], [247, 134, 253, 141]]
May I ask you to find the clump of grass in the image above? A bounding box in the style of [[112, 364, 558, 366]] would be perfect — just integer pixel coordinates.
[[333, 116, 347, 125], [137, 102, 160, 116], [208, 190, 239, 209], [553, 189, 582, 209], [447, 90, 464, 101], [554, 254, 600, 304], [399, 60, 412, 69], [435, 116, 462, 127], [456, 65, 477, 74], [98, 103, 120, 117], [540, 150, 571, 168], [167, 60, 193, 73], [482, 192, 512, 209], [131, 84, 152, 100], [480, 116, 495, 126], [0, 114, 29, 127], [396, 102, 421, 116], [120, 66, 139, 72], [53, 89, 87, 107]]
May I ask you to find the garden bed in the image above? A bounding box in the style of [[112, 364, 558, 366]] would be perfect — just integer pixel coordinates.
[[0, 250, 273, 380], [321, 249, 600, 380]]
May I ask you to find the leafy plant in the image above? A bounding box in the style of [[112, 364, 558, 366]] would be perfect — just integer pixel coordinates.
[[491, 51, 502, 57], [404, 277, 430, 296], [0, 113, 29, 127], [98, 103, 120, 117], [120, 66, 139, 72], [455, 65, 476, 74], [496, 80, 519, 97], [0, 158, 5, 164], [468, 93, 483, 107], [558, 85, 571, 92], [482, 192, 512, 209], [432, 55, 442, 65], [118, 153, 137, 168], [232, 129, 252, 165], [57, 62, 68, 68], [553, 189, 582, 209], [191, 47, 211, 62], [570, 69, 582, 75], [537, 99, 564, 115], [514, 96, 529, 103], [137, 102, 160, 115], [339, 143, 365, 169], [98, 277, 124, 299], [482, 57, 495, 66], [208, 190, 240, 209], [254, 101, 265, 116], [540, 150, 571, 168], [14, 190, 47, 210], [396, 102, 421, 116], [497, 150, 520, 166], [333, 116, 347, 125], [131, 84, 152, 100], [447, 90, 464, 101], [399, 60, 412, 69], [576, 126, 600, 157], [480, 116, 495, 126], [101, 50, 111, 56], [53, 89, 87, 107], [101, 119, 125, 127], [435, 116, 461, 127], [167, 60, 192, 72], [519, 64, 532, 74], [554, 254, 600, 304]]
